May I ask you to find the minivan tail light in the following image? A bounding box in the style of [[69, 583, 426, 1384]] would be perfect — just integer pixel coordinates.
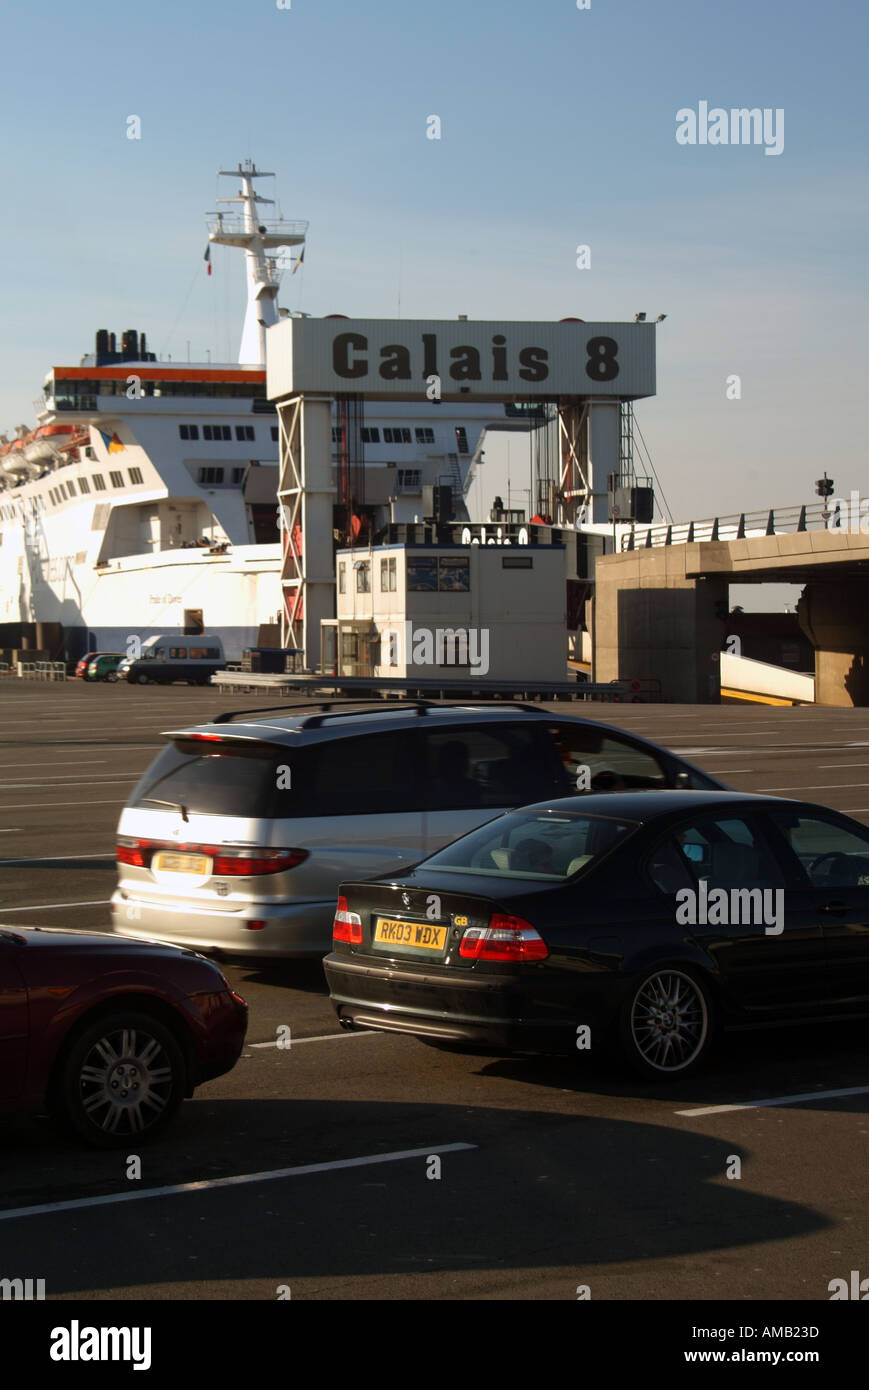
[[333, 895, 363, 944], [459, 913, 548, 962], [116, 837, 308, 877]]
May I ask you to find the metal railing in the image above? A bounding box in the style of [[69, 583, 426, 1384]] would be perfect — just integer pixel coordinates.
[[0, 661, 67, 681], [621, 501, 834, 550]]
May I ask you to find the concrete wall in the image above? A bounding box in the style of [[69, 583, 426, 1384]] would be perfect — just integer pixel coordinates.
[[594, 546, 728, 702]]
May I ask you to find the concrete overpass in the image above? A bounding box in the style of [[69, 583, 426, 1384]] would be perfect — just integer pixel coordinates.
[[593, 504, 869, 705]]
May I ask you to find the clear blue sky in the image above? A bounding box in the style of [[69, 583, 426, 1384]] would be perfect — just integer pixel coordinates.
[[2, 0, 866, 519]]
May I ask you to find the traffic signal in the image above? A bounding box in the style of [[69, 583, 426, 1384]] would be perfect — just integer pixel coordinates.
[[815, 475, 834, 498]]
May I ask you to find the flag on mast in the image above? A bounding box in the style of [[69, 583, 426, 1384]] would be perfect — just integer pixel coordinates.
[[292, 247, 305, 274], [204, 244, 212, 276]]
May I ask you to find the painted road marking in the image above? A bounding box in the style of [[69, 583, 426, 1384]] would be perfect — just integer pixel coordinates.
[[248, 1032, 381, 1048], [0, 852, 115, 864], [0, 1143, 478, 1222], [0, 899, 112, 913], [677, 1084, 869, 1117]]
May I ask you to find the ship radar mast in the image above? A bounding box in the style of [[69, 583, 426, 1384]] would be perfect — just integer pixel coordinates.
[[207, 160, 308, 366]]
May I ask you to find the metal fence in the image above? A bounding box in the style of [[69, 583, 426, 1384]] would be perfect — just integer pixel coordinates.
[[0, 661, 67, 681]]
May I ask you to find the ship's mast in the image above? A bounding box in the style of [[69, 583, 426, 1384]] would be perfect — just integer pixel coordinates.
[[207, 160, 308, 366]]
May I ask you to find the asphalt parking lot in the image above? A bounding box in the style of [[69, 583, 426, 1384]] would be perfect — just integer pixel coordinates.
[[2, 683, 869, 1302]]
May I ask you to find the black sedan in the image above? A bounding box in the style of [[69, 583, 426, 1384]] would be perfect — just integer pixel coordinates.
[[324, 790, 869, 1078], [0, 926, 248, 1145]]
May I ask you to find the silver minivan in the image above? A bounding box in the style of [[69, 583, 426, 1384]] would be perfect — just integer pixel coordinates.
[[111, 702, 724, 958]]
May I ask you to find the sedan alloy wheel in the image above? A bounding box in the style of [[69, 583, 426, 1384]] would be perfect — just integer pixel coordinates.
[[622, 967, 711, 1078]]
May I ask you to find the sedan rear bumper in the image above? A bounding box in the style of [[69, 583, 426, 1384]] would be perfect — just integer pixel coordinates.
[[323, 952, 592, 1052]]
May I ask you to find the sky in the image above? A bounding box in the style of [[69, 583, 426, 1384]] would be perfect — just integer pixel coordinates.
[[1, 0, 867, 526]]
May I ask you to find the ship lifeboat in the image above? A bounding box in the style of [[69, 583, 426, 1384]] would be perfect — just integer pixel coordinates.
[[1, 430, 40, 481], [24, 423, 80, 469]]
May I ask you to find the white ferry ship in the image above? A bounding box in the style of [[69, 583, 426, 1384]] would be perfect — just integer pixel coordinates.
[[0, 161, 498, 663]]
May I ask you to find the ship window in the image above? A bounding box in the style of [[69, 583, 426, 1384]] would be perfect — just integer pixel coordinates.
[[332, 427, 345, 445], [58, 484, 67, 499], [203, 425, 232, 442], [109, 471, 124, 488], [380, 556, 397, 592], [128, 467, 144, 484], [198, 467, 224, 485], [415, 428, 435, 443], [92, 474, 106, 491], [231, 468, 244, 484], [355, 561, 371, 593], [179, 424, 199, 441], [66, 479, 77, 496], [235, 425, 255, 441], [361, 427, 380, 444], [78, 476, 90, 494], [338, 562, 346, 594], [271, 426, 279, 442]]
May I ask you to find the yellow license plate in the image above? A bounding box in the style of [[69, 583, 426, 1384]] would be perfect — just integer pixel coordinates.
[[153, 851, 209, 875], [374, 918, 448, 951]]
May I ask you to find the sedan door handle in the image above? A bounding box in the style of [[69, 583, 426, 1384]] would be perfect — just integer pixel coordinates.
[[820, 901, 849, 915]]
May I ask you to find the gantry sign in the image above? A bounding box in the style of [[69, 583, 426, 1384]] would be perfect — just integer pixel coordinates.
[[266, 318, 657, 664]]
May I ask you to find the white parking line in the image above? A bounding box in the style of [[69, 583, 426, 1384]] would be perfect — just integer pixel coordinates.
[[0, 852, 115, 864], [0, 761, 109, 770], [757, 782, 869, 792], [0, 900, 112, 913], [248, 1032, 381, 1048], [0, 799, 127, 809], [0, 778, 138, 790], [0, 1142, 478, 1222], [677, 1083, 869, 1117]]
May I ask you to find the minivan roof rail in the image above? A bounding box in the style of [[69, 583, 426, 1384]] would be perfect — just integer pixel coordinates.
[[212, 699, 433, 726], [211, 698, 545, 726]]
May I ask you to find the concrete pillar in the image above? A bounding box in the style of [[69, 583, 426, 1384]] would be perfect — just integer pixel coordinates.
[[594, 547, 728, 702], [797, 581, 869, 706], [587, 401, 620, 525]]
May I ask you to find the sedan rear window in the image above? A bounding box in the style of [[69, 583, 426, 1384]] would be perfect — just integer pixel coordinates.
[[420, 810, 637, 880]]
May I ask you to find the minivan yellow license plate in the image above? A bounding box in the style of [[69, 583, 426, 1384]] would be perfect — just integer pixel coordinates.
[[152, 851, 209, 875], [374, 918, 448, 951]]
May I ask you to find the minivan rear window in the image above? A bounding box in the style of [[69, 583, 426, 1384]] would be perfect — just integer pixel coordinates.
[[128, 739, 303, 818]]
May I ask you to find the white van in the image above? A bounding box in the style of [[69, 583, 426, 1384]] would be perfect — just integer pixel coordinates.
[[118, 635, 226, 686]]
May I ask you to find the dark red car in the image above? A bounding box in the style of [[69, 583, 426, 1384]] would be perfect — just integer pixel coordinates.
[[74, 651, 100, 678], [0, 925, 247, 1146]]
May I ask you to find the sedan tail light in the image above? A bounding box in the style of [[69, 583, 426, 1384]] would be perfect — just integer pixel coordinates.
[[333, 895, 363, 944], [116, 837, 308, 876], [458, 913, 549, 962]]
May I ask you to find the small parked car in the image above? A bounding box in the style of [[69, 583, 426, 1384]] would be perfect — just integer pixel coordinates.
[[86, 652, 125, 682], [74, 651, 100, 678], [111, 701, 725, 959], [0, 924, 247, 1145], [325, 789, 869, 1076]]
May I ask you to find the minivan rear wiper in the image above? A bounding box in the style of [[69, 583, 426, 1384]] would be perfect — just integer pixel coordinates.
[[142, 797, 189, 823]]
